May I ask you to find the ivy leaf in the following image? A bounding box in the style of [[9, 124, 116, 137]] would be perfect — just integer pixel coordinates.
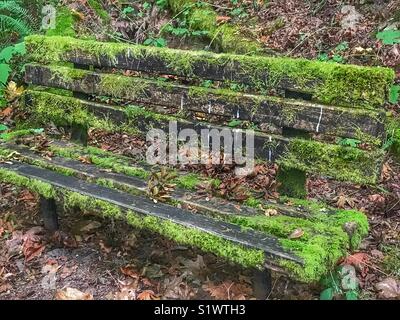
[[0, 46, 15, 63], [320, 287, 334, 300], [345, 290, 358, 300], [376, 29, 400, 45], [0, 64, 11, 86], [0, 124, 8, 132], [318, 52, 329, 61], [335, 42, 349, 52], [228, 119, 242, 127], [389, 85, 400, 104]]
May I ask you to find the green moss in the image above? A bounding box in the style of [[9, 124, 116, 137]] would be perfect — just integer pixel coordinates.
[[167, 0, 262, 54], [87, 0, 110, 23], [99, 74, 149, 99], [0, 168, 56, 198], [25, 90, 92, 127], [49, 144, 150, 180], [0, 129, 42, 141], [46, 7, 76, 37], [386, 114, 400, 158], [277, 139, 384, 185], [244, 197, 262, 208], [176, 173, 201, 190], [277, 167, 307, 199], [64, 192, 122, 218], [25, 35, 394, 109], [125, 211, 265, 268], [229, 207, 368, 282]]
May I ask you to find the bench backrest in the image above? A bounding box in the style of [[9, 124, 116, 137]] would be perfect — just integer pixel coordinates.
[[23, 35, 395, 185]]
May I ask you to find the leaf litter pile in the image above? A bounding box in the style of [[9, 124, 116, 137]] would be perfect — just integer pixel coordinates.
[[1, 0, 400, 300]]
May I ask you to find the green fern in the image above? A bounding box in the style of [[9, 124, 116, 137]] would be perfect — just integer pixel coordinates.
[[0, 0, 36, 44]]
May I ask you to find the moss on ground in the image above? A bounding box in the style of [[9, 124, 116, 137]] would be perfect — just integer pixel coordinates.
[[386, 114, 400, 158], [25, 35, 394, 109], [46, 7, 76, 37], [277, 167, 307, 199], [167, 0, 262, 54]]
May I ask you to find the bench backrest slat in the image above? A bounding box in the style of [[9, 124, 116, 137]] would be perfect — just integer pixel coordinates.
[[25, 35, 395, 110]]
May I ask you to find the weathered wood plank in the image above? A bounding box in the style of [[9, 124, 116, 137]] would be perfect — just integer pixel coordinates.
[[25, 64, 386, 141], [26, 90, 289, 162], [2, 141, 314, 219], [0, 161, 302, 264], [25, 35, 395, 109]]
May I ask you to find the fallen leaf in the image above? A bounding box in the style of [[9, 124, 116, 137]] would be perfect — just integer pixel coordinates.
[[137, 290, 160, 300], [216, 16, 231, 24], [55, 287, 93, 300], [288, 228, 304, 239], [375, 278, 400, 299], [121, 265, 140, 279], [0, 283, 11, 293]]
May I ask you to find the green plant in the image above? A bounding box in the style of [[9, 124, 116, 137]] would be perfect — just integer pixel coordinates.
[[0, 0, 38, 47], [143, 36, 167, 47], [377, 29, 400, 45], [337, 138, 361, 148], [320, 266, 359, 300], [0, 41, 25, 106], [390, 85, 400, 104]]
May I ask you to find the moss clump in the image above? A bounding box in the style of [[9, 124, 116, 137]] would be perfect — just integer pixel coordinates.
[[168, 0, 262, 54], [87, 0, 110, 23], [46, 7, 76, 37], [277, 167, 307, 199], [0, 129, 43, 141], [386, 114, 400, 158], [176, 173, 201, 190], [229, 208, 368, 282], [25, 35, 394, 109], [49, 145, 150, 180], [0, 168, 56, 198], [25, 90, 92, 127], [125, 211, 265, 268], [277, 139, 384, 185]]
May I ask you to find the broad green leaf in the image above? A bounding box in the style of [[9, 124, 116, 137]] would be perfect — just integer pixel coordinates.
[[389, 85, 400, 104], [0, 46, 15, 63], [377, 30, 400, 45], [318, 52, 329, 61], [0, 64, 11, 85], [13, 42, 26, 55], [345, 290, 358, 300], [0, 124, 8, 131], [335, 42, 349, 52], [228, 119, 242, 127], [33, 128, 44, 134], [320, 287, 334, 300]]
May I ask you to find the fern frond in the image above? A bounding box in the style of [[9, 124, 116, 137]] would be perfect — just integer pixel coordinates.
[[0, 14, 31, 36]]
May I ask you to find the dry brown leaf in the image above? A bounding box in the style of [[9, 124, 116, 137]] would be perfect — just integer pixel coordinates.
[[121, 265, 140, 279], [288, 228, 304, 239], [216, 16, 231, 24], [137, 290, 160, 300], [55, 287, 93, 300], [375, 278, 400, 299], [78, 155, 92, 164]]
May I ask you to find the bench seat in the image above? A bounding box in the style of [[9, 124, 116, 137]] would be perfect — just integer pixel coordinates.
[[0, 139, 369, 283]]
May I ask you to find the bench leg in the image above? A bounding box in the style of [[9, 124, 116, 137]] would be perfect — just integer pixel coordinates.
[[70, 124, 88, 146], [40, 196, 59, 232], [252, 267, 272, 300]]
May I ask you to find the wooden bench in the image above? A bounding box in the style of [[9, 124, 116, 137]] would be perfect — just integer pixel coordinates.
[[1, 34, 394, 298]]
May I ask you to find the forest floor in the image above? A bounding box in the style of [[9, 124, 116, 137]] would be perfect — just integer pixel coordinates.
[[1, 0, 400, 300]]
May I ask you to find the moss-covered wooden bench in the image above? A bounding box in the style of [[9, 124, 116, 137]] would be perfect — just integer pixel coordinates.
[[0, 35, 394, 298]]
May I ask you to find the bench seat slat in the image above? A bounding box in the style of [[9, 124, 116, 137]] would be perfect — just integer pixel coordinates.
[[0, 161, 301, 264]]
